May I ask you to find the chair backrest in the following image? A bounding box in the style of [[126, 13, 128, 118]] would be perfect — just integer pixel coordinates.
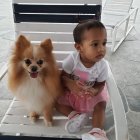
[[12, 0, 102, 67], [103, 0, 133, 13]]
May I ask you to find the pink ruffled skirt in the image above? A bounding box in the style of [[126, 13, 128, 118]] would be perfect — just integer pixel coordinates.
[[58, 85, 109, 113]]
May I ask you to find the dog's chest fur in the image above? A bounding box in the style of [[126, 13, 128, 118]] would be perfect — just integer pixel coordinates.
[[16, 78, 52, 114]]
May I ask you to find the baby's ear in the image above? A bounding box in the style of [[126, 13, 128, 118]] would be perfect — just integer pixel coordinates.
[[74, 43, 81, 52], [41, 38, 53, 52]]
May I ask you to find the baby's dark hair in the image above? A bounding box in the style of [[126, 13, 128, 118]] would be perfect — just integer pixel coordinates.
[[73, 20, 105, 43]]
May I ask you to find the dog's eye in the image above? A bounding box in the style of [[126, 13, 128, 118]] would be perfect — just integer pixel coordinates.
[[24, 59, 31, 65], [37, 60, 43, 65]]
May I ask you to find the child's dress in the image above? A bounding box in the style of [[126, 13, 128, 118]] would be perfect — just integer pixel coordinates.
[[58, 51, 109, 113]]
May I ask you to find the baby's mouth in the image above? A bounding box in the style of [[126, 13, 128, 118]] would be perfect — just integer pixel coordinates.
[[29, 72, 38, 78], [96, 54, 103, 59]]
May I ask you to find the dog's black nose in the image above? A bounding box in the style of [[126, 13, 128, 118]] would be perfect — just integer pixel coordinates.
[[31, 66, 38, 72]]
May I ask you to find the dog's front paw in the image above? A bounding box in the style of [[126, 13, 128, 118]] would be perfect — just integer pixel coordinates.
[[29, 112, 39, 123], [44, 119, 53, 127]]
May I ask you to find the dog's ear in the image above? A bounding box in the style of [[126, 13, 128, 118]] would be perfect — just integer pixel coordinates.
[[16, 35, 30, 49], [41, 38, 53, 52]]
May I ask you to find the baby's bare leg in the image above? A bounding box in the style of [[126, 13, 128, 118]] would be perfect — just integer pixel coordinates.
[[56, 102, 89, 133], [55, 102, 73, 117], [92, 101, 106, 129]]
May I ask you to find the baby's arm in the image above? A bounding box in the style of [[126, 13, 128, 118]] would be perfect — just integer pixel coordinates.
[[85, 81, 105, 96], [61, 70, 85, 93]]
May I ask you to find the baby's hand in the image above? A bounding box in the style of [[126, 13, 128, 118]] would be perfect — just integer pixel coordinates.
[[85, 87, 97, 96], [63, 76, 85, 94], [71, 81, 86, 94], [76, 81, 88, 94]]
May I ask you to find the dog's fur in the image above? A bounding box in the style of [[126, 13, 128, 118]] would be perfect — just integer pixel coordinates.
[[8, 35, 63, 126]]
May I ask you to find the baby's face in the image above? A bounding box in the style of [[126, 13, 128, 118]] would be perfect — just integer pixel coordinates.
[[77, 28, 107, 67]]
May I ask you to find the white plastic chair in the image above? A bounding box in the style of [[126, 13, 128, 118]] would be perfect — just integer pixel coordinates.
[[0, 0, 128, 140], [101, 0, 138, 52]]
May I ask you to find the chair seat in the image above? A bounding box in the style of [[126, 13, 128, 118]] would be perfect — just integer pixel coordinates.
[[0, 98, 113, 138]]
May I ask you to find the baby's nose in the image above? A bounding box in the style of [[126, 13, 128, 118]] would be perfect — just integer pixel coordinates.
[[98, 45, 105, 52]]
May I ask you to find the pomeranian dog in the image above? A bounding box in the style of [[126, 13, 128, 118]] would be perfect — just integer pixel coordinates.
[[8, 35, 63, 126]]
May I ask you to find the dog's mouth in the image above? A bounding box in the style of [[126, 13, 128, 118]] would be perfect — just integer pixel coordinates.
[[29, 72, 38, 78]]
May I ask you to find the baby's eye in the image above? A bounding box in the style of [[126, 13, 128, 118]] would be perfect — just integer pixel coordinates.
[[24, 59, 31, 65], [92, 43, 98, 47], [37, 59, 43, 65], [103, 42, 107, 46]]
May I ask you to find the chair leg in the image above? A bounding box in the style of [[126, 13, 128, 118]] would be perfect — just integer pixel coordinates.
[[111, 27, 117, 52], [110, 8, 138, 53], [133, 8, 138, 24], [111, 16, 131, 52]]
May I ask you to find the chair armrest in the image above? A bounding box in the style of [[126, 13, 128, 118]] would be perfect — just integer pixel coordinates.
[[0, 63, 8, 81], [106, 61, 128, 140]]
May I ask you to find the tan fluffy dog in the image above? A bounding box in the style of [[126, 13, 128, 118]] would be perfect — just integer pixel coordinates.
[[8, 35, 63, 126]]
